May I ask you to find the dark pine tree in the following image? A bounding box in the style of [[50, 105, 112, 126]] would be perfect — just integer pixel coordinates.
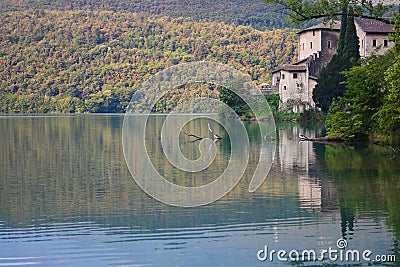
[[343, 15, 360, 65], [312, 55, 345, 112], [313, 14, 360, 112], [337, 12, 348, 54]]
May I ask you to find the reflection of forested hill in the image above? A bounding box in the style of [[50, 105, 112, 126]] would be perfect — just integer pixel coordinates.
[[0, 115, 301, 228], [0, 10, 298, 113], [0, 0, 288, 30]]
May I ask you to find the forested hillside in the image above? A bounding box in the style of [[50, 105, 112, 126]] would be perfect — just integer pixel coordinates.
[[0, 0, 289, 30], [0, 10, 297, 113]]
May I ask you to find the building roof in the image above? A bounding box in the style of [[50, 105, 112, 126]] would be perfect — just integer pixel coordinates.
[[272, 64, 307, 73], [297, 17, 394, 35], [294, 58, 308, 65], [297, 21, 341, 34], [354, 17, 394, 33]]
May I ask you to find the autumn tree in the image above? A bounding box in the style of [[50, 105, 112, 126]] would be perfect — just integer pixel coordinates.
[[0, 10, 299, 113]]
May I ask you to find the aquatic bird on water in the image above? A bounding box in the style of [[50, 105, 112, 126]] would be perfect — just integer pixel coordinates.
[[299, 133, 308, 140], [208, 123, 222, 140]]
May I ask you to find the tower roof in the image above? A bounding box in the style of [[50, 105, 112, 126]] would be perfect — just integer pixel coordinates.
[[297, 21, 341, 34]]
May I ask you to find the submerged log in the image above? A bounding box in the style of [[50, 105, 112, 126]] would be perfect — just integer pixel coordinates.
[[180, 130, 203, 141], [299, 134, 342, 143], [179, 123, 222, 142]]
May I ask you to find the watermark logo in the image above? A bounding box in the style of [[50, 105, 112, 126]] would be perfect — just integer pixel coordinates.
[[336, 238, 347, 249], [122, 61, 276, 207], [257, 238, 396, 263]]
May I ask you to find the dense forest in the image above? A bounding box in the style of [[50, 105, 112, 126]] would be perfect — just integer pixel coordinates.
[[0, 10, 297, 113], [0, 0, 289, 30], [325, 15, 400, 145]]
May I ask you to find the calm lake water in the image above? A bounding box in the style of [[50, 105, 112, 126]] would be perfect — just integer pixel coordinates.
[[1, 114, 400, 266]]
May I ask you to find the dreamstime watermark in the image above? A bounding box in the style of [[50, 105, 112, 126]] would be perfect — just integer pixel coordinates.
[[122, 61, 276, 207], [257, 238, 396, 263]]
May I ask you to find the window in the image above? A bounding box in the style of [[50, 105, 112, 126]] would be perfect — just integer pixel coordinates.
[[384, 39, 388, 47], [372, 39, 377, 47], [293, 73, 298, 79], [283, 86, 287, 90], [327, 40, 331, 49], [282, 74, 285, 80], [312, 30, 315, 36], [361, 40, 364, 48], [310, 42, 313, 49], [302, 43, 304, 50]]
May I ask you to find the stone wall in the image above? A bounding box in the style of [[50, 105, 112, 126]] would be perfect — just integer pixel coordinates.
[[305, 30, 339, 78], [298, 29, 322, 61], [355, 23, 394, 57]]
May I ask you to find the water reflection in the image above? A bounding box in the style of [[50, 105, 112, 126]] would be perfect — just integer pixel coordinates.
[[276, 123, 339, 212], [0, 115, 399, 266]]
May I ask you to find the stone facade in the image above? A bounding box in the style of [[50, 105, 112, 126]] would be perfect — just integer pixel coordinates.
[[298, 21, 341, 63], [355, 17, 395, 57], [274, 18, 394, 113], [272, 65, 315, 113]]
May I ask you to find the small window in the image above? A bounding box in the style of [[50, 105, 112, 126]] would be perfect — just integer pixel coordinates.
[[293, 73, 298, 79], [361, 40, 364, 48], [310, 42, 313, 49], [302, 43, 305, 50], [384, 39, 388, 47], [372, 39, 377, 47], [312, 30, 315, 36], [283, 86, 287, 90], [327, 40, 331, 49], [282, 74, 285, 80]]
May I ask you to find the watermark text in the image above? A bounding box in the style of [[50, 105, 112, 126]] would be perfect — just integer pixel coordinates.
[[257, 238, 396, 264]]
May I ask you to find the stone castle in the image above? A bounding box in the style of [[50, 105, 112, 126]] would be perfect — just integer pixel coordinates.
[[272, 18, 395, 113]]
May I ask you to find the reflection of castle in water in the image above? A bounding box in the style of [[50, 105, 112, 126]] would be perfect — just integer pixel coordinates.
[[275, 124, 338, 212]]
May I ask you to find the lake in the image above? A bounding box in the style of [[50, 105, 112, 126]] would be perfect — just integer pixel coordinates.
[[0, 114, 399, 266]]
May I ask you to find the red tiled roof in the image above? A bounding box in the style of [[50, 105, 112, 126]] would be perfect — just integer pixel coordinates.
[[354, 17, 394, 33]]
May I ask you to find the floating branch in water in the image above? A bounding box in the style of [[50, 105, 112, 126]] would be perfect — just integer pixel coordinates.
[[180, 129, 203, 142], [178, 124, 222, 142], [299, 134, 342, 143]]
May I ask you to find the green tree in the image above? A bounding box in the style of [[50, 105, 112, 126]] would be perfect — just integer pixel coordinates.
[[374, 59, 400, 144], [325, 53, 392, 140], [343, 14, 360, 63], [375, 15, 400, 144], [313, 15, 360, 112], [325, 14, 400, 143], [313, 56, 346, 112], [265, 93, 280, 113], [219, 86, 250, 117], [263, 0, 393, 25], [337, 12, 348, 54]]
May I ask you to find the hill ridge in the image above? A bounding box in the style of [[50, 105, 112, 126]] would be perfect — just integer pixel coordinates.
[[0, 0, 289, 30]]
